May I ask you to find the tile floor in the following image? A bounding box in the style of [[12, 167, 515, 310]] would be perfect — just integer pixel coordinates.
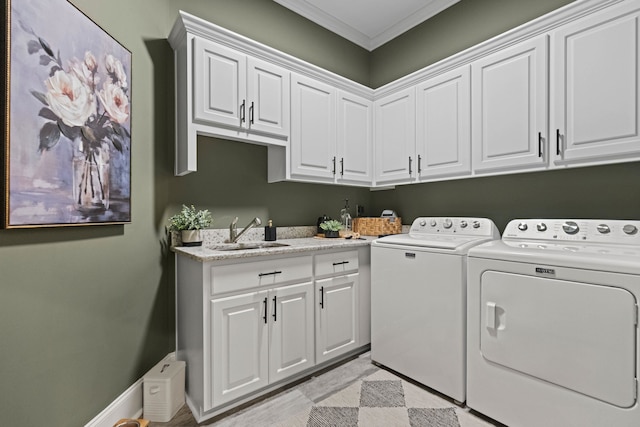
[[149, 352, 501, 426]]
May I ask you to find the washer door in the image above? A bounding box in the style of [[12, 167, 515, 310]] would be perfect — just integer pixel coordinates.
[[480, 271, 637, 407]]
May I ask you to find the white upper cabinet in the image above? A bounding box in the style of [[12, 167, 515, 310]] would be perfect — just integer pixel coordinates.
[[193, 37, 289, 138], [416, 66, 471, 180], [337, 91, 373, 184], [551, 0, 640, 166], [374, 87, 416, 185], [290, 74, 337, 181], [471, 36, 548, 174]]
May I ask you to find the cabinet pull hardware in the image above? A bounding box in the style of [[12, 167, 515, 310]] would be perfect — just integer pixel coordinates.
[[249, 101, 254, 124], [272, 296, 277, 321], [240, 99, 246, 123], [319, 286, 324, 309], [418, 155, 422, 174], [408, 156, 413, 175], [538, 132, 543, 158], [556, 129, 561, 155], [332, 156, 336, 175], [263, 297, 268, 324], [340, 158, 344, 176], [258, 271, 282, 277], [332, 261, 349, 266]]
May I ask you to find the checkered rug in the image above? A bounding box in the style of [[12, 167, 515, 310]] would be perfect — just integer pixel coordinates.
[[275, 369, 495, 427]]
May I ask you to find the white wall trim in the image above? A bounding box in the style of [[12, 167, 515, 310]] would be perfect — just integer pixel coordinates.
[[84, 353, 177, 427], [84, 379, 143, 427]]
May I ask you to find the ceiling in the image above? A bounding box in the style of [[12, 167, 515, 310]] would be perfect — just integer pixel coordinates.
[[273, 0, 461, 51]]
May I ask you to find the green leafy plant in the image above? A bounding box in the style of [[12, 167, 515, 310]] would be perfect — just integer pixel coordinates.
[[319, 219, 343, 232], [168, 205, 212, 231]]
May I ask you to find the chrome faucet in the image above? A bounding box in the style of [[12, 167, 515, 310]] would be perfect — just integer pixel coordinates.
[[229, 217, 261, 243]]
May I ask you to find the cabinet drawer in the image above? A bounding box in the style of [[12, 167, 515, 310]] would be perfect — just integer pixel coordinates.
[[314, 250, 359, 278], [211, 256, 312, 295]]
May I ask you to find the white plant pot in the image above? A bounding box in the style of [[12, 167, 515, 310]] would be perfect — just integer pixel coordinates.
[[181, 229, 203, 246]]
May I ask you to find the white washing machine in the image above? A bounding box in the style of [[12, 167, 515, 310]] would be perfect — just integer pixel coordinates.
[[467, 219, 640, 427], [371, 217, 499, 402]]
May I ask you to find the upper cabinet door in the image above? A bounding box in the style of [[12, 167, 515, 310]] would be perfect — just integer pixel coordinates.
[[416, 66, 471, 180], [247, 57, 290, 138], [193, 37, 246, 128], [551, 1, 640, 165], [290, 74, 337, 180], [374, 87, 416, 185], [472, 36, 548, 173], [337, 91, 373, 184]]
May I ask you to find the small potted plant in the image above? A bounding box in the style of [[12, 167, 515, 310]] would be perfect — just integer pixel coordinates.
[[319, 219, 343, 238], [168, 204, 212, 246]]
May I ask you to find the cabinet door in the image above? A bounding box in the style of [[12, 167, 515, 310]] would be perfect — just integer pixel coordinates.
[[374, 87, 416, 185], [472, 36, 548, 173], [247, 57, 290, 138], [290, 74, 337, 180], [337, 91, 373, 184], [315, 273, 359, 364], [269, 282, 315, 383], [551, 1, 640, 165], [416, 66, 471, 180], [211, 291, 268, 407], [193, 37, 246, 128]]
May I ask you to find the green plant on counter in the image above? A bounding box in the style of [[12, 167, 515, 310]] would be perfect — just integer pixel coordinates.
[[168, 204, 212, 231], [319, 219, 343, 232]]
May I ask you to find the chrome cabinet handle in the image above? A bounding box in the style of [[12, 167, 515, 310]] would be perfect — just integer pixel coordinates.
[[263, 297, 268, 324], [556, 129, 561, 156], [332, 261, 349, 266], [258, 271, 282, 277], [319, 286, 324, 309], [332, 156, 336, 175], [538, 132, 543, 158], [249, 101, 254, 124], [340, 158, 344, 176], [408, 156, 413, 175], [240, 99, 246, 123], [272, 296, 277, 321], [418, 155, 422, 174]]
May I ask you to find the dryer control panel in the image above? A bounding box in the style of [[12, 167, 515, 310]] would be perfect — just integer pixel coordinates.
[[503, 219, 640, 245], [409, 217, 499, 238]]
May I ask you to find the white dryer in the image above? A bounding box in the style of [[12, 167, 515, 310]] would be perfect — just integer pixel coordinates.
[[371, 217, 499, 403], [467, 219, 640, 427]]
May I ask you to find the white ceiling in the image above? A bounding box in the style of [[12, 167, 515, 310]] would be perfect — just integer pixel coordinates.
[[273, 0, 461, 51]]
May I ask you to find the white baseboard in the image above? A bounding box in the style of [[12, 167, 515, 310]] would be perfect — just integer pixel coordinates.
[[85, 352, 176, 427], [84, 378, 143, 427]]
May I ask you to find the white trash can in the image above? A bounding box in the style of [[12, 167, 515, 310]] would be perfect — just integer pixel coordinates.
[[143, 356, 186, 422]]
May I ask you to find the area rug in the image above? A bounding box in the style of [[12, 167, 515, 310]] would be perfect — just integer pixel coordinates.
[[273, 369, 496, 427]]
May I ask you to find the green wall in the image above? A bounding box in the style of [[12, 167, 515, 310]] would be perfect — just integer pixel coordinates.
[[3, 1, 636, 426]]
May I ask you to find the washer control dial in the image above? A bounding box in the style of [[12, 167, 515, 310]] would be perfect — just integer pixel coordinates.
[[419, 219, 427, 227], [460, 220, 468, 228], [472, 220, 481, 229], [443, 218, 453, 229], [562, 221, 580, 235], [596, 224, 611, 234], [536, 222, 547, 232], [517, 222, 528, 231], [623, 224, 638, 235], [430, 219, 437, 227]]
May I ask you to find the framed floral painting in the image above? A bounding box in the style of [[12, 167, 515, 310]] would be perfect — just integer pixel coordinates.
[[3, 0, 131, 228]]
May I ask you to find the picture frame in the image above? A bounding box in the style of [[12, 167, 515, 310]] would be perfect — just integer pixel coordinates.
[[3, 0, 131, 228]]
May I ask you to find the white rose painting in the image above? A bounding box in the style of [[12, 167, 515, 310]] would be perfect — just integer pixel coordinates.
[[4, 0, 131, 227]]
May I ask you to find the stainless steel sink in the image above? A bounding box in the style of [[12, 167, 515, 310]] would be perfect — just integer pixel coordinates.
[[208, 242, 290, 251]]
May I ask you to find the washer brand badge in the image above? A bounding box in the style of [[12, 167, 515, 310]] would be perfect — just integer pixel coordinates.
[[535, 267, 555, 276]]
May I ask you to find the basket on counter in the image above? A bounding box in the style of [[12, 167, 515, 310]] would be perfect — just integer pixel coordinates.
[[352, 217, 402, 236]]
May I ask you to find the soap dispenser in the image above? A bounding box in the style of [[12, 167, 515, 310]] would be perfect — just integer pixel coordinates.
[[264, 220, 276, 241]]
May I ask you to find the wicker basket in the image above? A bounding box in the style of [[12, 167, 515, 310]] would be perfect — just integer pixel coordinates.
[[352, 217, 402, 236]]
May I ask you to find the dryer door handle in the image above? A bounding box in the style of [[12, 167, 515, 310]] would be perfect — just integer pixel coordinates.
[[486, 301, 497, 330]]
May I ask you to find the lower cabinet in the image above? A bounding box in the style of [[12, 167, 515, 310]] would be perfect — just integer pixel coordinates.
[[176, 246, 370, 423], [211, 281, 314, 407], [315, 273, 359, 364]]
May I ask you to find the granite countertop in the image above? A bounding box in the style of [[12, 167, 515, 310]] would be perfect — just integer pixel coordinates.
[[171, 226, 379, 262]]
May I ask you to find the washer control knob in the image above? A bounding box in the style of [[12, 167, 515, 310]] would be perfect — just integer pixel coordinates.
[[536, 223, 547, 232], [472, 220, 481, 229], [460, 220, 468, 228], [443, 218, 453, 229], [623, 224, 638, 235], [517, 222, 528, 231], [430, 219, 437, 227], [419, 219, 427, 227], [596, 224, 611, 234], [562, 221, 579, 235]]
